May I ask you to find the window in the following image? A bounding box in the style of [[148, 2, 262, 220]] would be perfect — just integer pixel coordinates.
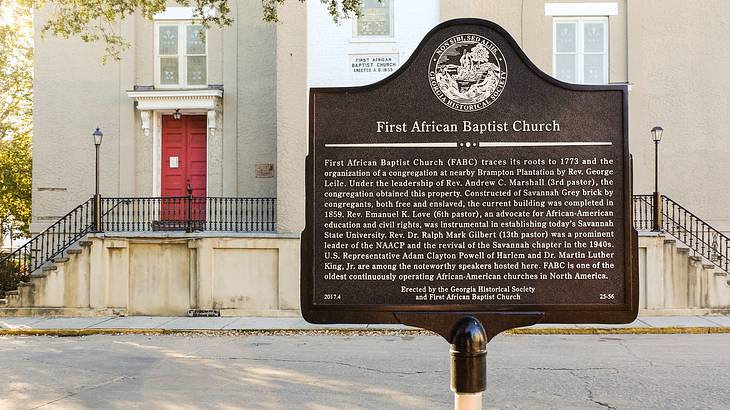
[[553, 18, 608, 84], [155, 22, 207, 88], [353, 0, 394, 38]]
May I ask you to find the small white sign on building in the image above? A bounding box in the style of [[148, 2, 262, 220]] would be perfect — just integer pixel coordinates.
[[350, 53, 399, 75]]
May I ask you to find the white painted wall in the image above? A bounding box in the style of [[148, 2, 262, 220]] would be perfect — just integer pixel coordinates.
[[307, 0, 440, 87]]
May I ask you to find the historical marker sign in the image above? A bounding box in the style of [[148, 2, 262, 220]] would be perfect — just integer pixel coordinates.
[[302, 19, 638, 331]]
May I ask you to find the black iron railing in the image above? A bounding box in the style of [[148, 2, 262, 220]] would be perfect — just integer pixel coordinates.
[[0, 196, 277, 297], [633, 194, 729, 273], [661, 195, 729, 272], [100, 196, 277, 232], [633, 194, 655, 231]]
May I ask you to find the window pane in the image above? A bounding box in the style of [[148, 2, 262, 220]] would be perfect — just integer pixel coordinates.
[[357, 0, 391, 36], [187, 25, 206, 55], [187, 56, 207, 85], [555, 23, 576, 52], [160, 57, 179, 85], [584, 54, 605, 84], [584, 22, 606, 53], [555, 54, 576, 83], [159, 26, 178, 55]]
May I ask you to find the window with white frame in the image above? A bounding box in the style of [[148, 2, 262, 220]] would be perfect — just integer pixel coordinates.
[[553, 18, 608, 84], [155, 22, 207, 88], [353, 0, 394, 38]]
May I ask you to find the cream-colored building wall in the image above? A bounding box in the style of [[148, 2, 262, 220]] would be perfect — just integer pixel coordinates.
[[32, 11, 128, 232], [32, 1, 279, 233], [627, 0, 730, 233], [235, 0, 278, 198], [275, 2, 308, 233], [135, 15, 155, 86], [5, 234, 301, 316], [440, 0, 524, 43]]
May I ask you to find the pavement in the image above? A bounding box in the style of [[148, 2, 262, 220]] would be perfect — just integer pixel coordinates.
[[1, 315, 730, 332], [1, 332, 729, 409]]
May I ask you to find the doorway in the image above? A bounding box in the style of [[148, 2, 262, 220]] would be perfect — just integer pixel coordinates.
[[158, 115, 207, 229]]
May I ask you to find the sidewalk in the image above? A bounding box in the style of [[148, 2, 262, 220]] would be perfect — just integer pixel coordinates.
[[1, 315, 730, 333]]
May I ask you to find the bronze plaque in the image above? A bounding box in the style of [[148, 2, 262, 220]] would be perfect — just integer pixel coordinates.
[[302, 19, 638, 331], [256, 163, 275, 178]]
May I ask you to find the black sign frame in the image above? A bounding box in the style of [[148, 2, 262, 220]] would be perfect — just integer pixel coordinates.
[[301, 18, 638, 338]]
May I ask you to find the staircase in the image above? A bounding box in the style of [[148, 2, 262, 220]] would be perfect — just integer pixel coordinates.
[[639, 234, 730, 312], [1, 240, 94, 310], [1, 198, 95, 306], [634, 194, 730, 273], [634, 194, 730, 312], [1, 196, 277, 312]]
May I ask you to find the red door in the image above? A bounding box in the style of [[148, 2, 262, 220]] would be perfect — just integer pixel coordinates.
[[160, 115, 207, 228]]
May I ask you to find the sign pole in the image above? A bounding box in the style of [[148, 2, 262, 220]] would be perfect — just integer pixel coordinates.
[[450, 317, 487, 410]]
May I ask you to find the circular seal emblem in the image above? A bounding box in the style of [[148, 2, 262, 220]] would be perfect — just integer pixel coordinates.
[[428, 34, 507, 112]]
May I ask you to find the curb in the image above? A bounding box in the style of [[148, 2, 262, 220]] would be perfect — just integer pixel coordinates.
[[508, 327, 730, 335], [0, 328, 430, 337], [1, 327, 729, 337]]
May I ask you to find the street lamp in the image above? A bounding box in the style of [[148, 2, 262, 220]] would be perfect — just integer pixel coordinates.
[[651, 126, 663, 231], [93, 127, 103, 231]]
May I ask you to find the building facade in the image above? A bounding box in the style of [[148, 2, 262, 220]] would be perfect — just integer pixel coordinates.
[[14, 0, 730, 315], [32, 3, 280, 231], [25, 0, 308, 315], [32, 0, 730, 233]]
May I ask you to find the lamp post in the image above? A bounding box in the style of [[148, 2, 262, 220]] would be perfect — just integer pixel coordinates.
[[93, 127, 103, 232], [8, 215, 13, 252], [651, 126, 663, 232]]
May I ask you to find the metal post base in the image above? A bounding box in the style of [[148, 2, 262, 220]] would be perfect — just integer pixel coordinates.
[[455, 392, 482, 410]]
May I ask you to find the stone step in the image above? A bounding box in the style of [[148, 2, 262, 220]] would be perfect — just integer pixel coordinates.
[[17, 282, 30, 288], [664, 239, 677, 245], [6, 290, 19, 296], [66, 248, 82, 255], [79, 240, 92, 247], [52, 257, 70, 263], [42, 265, 58, 273], [689, 255, 703, 262], [0, 299, 6, 306]]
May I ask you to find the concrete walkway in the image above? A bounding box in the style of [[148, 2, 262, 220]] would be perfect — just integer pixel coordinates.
[[1, 315, 729, 331]]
